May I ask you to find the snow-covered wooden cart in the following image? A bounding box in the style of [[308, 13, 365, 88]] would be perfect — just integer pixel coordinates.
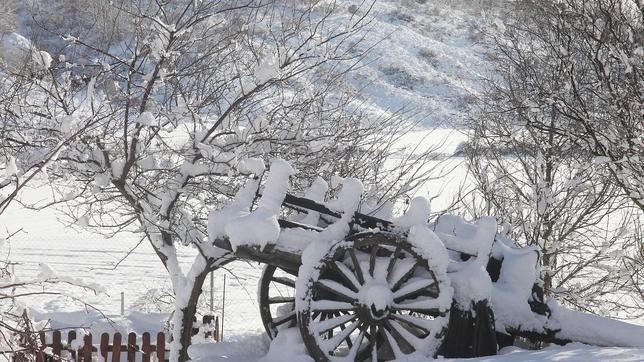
[[209, 160, 644, 361]]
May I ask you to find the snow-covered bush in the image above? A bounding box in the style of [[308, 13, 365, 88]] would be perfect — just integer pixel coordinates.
[[0, 229, 102, 360]]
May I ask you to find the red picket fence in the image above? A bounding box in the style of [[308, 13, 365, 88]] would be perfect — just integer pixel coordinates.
[[33, 330, 166, 361], [15, 316, 220, 362]]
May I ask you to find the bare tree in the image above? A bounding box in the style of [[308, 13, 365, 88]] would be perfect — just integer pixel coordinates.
[[3, 1, 447, 360], [0, 51, 101, 359], [458, 0, 644, 319], [488, 0, 643, 210]]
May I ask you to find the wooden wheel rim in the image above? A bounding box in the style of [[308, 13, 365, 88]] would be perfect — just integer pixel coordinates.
[[297, 232, 450, 361], [259, 265, 298, 339]]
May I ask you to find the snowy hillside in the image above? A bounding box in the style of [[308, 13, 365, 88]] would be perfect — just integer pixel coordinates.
[[344, 0, 493, 126], [2, 0, 494, 127]]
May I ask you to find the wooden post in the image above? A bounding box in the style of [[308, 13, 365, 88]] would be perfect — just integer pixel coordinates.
[[221, 274, 226, 342], [52, 330, 61, 360], [121, 292, 125, 316], [100, 333, 109, 361], [214, 316, 219, 342], [141, 332, 151, 362], [82, 334, 92, 361], [210, 272, 214, 313], [112, 333, 122, 362], [127, 332, 136, 362], [156, 332, 165, 362]]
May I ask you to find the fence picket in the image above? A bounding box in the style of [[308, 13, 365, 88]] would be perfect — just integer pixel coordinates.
[[100, 333, 109, 361], [127, 332, 136, 362], [156, 333, 165, 362], [141, 332, 151, 362], [112, 333, 122, 362], [52, 330, 61, 360]]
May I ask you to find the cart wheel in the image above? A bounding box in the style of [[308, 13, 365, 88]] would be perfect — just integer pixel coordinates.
[[297, 232, 451, 361], [259, 265, 298, 339]]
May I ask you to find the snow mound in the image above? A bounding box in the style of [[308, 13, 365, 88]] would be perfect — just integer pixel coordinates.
[[225, 159, 295, 250], [444, 343, 644, 362], [189, 332, 270, 362], [259, 328, 313, 362], [547, 300, 644, 348], [394, 196, 431, 228]]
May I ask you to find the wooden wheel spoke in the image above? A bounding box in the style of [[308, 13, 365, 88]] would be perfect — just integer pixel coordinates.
[[332, 261, 361, 292], [393, 279, 439, 302], [383, 320, 418, 354], [386, 246, 402, 278], [386, 319, 424, 349], [271, 276, 296, 288], [347, 325, 367, 359], [272, 310, 296, 328], [332, 312, 354, 349], [382, 327, 404, 360], [391, 314, 433, 336], [348, 248, 365, 284], [370, 324, 378, 362], [369, 245, 378, 277], [324, 320, 361, 352], [316, 313, 358, 335], [390, 261, 417, 291], [323, 312, 333, 339], [269, 296, 295, 304], [311, 300, 357, 312], [315, 279, 358, 303]]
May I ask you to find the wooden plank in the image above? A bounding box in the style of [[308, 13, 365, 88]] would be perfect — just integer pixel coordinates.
[[112, 333, 122, 362], [127, 333, 136, 362], [235, 245, 301, 271], [141, 332, 151, 362], [283, 194, 396, 232], [277, 219, 323, 231], [351, 213, 394, 231], [100, 333, 109, 361], [82, 334, 92, 361], [283, 194, 341, 218], [156, 333, 165, 362], [52, 330, 62, 360]]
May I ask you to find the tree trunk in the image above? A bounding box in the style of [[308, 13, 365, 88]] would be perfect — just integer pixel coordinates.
[[175, 267, 211, 362]]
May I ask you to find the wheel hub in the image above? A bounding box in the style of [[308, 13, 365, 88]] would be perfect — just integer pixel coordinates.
[[359, 283, 393, 320]]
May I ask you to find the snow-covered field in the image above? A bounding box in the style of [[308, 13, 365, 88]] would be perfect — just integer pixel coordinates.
[[4, 148, 644, 361], [189, 339, 644, 362]]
